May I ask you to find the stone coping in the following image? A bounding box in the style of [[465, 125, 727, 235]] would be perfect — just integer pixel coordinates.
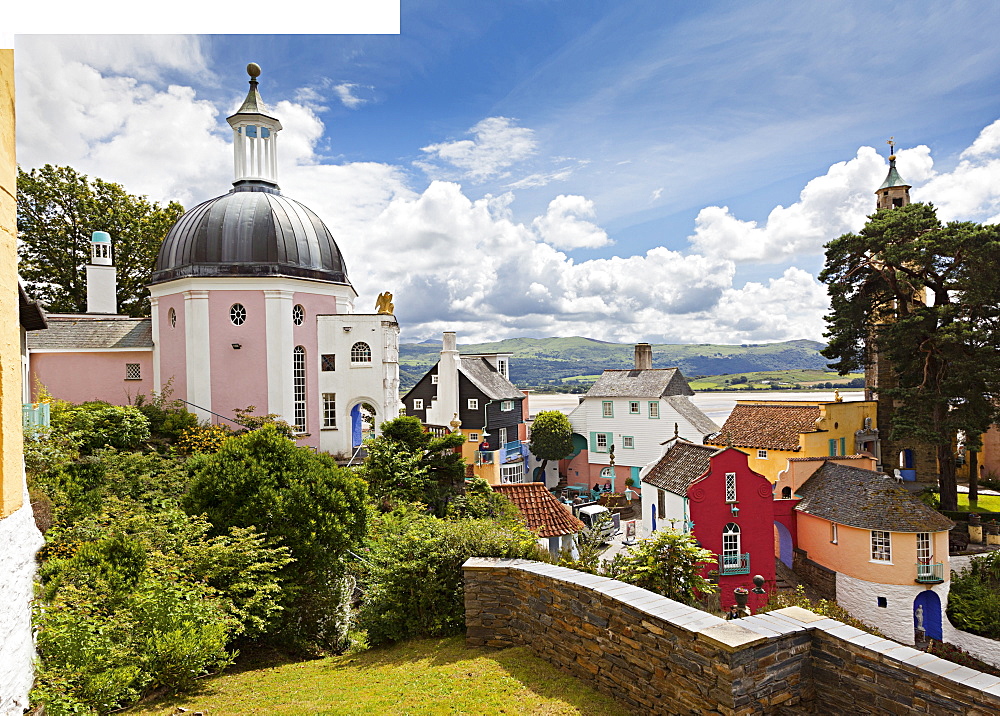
[[464, 558, 1000, 695]]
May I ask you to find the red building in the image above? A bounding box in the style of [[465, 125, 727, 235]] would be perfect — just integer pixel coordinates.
[[687, 446, 775, 614]]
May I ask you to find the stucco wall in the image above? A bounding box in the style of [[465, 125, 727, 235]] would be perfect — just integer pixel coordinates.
[[0, 488, 44, 715], [30, 350, 154, 406], [835, 571, 951, 646]]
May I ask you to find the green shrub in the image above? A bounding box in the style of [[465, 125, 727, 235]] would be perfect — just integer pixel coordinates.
[[357, 507, 547, 645], [765, 585, 886, 637], [70, 403, 151, 453], [603, 529, 718, 605], [947, 551, 1000, 638]]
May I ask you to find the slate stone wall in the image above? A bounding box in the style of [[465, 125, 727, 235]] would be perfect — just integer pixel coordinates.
[[464, 558, 1000, 715], [792, 547, 837, 600]]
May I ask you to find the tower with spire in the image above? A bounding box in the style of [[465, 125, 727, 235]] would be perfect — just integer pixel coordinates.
[[875, 137, 911, 211]]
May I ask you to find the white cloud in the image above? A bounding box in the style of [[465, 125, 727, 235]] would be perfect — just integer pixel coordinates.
[[418, 116, 538, 182], [332, 82, 368, 109], [532, 195, 611, 250], [914, 121, 1000, 224]]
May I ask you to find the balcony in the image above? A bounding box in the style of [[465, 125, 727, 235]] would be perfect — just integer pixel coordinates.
[[915, 562, 944, 584], [502, 440, 525, 464], [720, 552, 751, 576], [22, 402, 50, 428], [476, 451, 494, 465]]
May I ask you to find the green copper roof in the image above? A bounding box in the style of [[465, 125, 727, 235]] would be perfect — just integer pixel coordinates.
[[877, 159, 910, 190]]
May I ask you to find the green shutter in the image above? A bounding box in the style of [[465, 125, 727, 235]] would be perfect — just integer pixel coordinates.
[[590, 431, 598, 452], [829, 439, 837, 456], [840, 437, 847, 455]]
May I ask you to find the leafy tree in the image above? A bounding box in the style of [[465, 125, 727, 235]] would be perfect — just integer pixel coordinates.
[[17, 164, 184, 317], [528, 410, 574, 477], [184, 426, 368, 649], [603, 529, 718, 606], [362, 416, 467, 516], [819, 203, 1000, 511]]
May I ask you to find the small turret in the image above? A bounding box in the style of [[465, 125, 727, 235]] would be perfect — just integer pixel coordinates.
[[226, 63, 283, 187], [86, 231, 117, 314], [876, 137, 911, 211]]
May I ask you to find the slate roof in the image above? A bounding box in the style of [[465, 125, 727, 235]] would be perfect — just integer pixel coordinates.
[[664, 395, 720, 437], [641, 440, 718, 495], [459, 356, 524, 401], [493, 482, 584, 538], [795, 462, 953, 533], [586, 367, 694, 398], [27, 316, 153, 350], [706, 403, 821, 451]]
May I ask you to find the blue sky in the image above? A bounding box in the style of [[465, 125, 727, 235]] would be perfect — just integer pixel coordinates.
[[12, 2, 1000, 344]]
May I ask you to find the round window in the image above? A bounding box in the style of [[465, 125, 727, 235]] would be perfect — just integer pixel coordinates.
[[168, 307, 176, 328], [230, 303, 247, 326], [292, 304, 304, 326]]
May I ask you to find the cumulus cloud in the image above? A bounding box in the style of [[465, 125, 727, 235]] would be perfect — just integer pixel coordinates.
[[913, 120, 1000, 224], [532, 195, 611, 249], [417, 116, 538, 182]]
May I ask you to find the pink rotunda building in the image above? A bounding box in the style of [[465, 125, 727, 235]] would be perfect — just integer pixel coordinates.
[[29, 65, 401, 456]]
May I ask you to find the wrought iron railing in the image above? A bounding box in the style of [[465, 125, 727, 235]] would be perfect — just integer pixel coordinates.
[[915, 562, 944, 583], [720, 552, 751, 575]]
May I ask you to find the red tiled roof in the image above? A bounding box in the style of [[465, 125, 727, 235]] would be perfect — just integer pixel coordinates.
[[493, 482, 585, 538], [706, 403, 821, 451]]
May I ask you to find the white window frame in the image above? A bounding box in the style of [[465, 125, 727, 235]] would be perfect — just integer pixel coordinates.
[[648, 401, 659, 419], [602, 401, 614, 418], [871, 530, 892, 562], [293, 346, 306, 431], [468, 398, 479, 410], [322, 393, 337, 428], [469, 432, 480, 442], [292, 304, 304, 326], [497, 357, 509, 380], [629, 401, 640, 414], [757, 449, 768, 459], [725, 472, 737, 503], [623, 436, 634, 449], [413, 399, 424, 410], [431, 375, 439, 384], [600, 466, 614, 479], [498, 427, 508, 446], [596, 433, 608, 451], [230, 303, 247, 326], [500, 463, 524, 484], [501, 400, 514, 411], [125, 363, 141, 380], [722, 523, 741, 561], [350, 342, 372, 364], [916, 532, 931, 562], [168, 307, 176, 328]]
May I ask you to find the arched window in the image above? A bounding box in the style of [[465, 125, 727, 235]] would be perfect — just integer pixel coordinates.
[[293, 346, 306, 431], [781, 486, 791, 499], [351, 342, 372, 363], [230, 303, 246, 326], [168, 307, 176, 328], [292, 304, 304, 326], [722, 523, 741, 571], [600, 467, 613, 478]]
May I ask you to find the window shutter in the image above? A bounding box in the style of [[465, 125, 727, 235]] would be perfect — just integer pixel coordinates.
[[590, 432, 598, 452]]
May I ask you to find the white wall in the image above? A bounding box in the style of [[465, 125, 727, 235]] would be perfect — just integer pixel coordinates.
[[835, 571, 950, 646], [0, 487, 44, 715], [638, 483, 688, 538]]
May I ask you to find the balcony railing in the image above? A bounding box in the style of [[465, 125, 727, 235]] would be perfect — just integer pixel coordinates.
[[23, 403, 50, 428], [915, 562, 944, 584], [476, 451, 494, 465], [720, 552, 751, 575]]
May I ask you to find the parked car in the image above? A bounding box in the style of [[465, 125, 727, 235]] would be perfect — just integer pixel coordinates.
[[575, 504, 618, 542]]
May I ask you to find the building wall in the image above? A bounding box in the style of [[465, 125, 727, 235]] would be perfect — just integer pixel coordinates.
[[206, 289, 269, 424], [796, 512, 949, 586], [153, 293, 187, 398], [639, 484, 687, 538], [30, 350, 154, 405], [835, 571, 950, 646], [0, 45, 45, 715]]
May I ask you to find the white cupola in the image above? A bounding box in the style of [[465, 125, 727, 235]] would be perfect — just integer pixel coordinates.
[[86, 231, 118, 314], [226, 63, 283, 186]]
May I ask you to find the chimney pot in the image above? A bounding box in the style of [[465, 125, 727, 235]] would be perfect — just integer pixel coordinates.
[[635, 343, 653, 370]]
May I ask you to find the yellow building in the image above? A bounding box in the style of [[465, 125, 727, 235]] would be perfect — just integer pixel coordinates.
[[706, 399, 879, 483], [1, 42, 46, 713]]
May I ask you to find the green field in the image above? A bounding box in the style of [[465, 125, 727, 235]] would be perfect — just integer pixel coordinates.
[[125, 637, 627, 716], [688, 370, 865, 392], [958, 493, 1000, 513]]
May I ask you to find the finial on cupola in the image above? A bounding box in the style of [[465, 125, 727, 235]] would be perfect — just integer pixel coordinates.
[[227, 62, 283, 188], [876, 135, 911, 211]]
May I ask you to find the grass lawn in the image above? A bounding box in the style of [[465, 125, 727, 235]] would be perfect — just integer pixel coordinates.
[[125, 636, 627, 716], [958, 493, 1000, 513]]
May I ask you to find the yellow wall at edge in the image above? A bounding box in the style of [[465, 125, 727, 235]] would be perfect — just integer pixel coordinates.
[[1, 49, 25, 517], [796, 512, 948, 586]]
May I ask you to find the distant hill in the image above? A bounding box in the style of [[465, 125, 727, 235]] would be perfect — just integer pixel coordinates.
[[398, 337, 832, 392]]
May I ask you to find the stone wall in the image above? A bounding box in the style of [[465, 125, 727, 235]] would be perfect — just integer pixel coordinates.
[[792, 547, 836, 600], [465, 558, 1000, 715], [0, 491, 45, 716]]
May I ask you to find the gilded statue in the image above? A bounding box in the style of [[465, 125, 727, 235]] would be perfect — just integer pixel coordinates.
[[375, 291, 394, 314]]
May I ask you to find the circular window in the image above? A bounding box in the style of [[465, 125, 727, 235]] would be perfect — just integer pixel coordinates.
[[292, 304, 304, 326], [230, 303, 247, 326], [168, 307, 176, 328]]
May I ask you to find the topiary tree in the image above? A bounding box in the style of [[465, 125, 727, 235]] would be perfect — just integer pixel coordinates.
[[528, 410, 574, 479]]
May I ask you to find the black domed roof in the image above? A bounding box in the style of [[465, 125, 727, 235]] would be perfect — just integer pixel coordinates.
[[150, 182, 350, 285]]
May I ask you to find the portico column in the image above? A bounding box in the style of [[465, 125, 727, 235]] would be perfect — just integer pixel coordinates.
[[183, 290, 211, 421], [150, 296, 161, 391], [265, 289, 295, 424]]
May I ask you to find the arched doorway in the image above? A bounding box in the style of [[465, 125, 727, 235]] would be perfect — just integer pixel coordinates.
[[651, 503, 657, 533], [914, 590, 942, 642], [350, 401, 377, 448], [774, 521, 793, 567]]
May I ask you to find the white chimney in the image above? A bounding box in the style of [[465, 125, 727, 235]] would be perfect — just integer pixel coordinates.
[[86, 231, 118, 314], [428, 331, 461, 427], [635, 343, 653, 370]]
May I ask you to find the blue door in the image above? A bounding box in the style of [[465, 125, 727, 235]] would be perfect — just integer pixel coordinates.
[[774, 521, 793, 568], [651, 503, 657, 533], [351, 404, 362, 447], [914, 590, 942, 642]]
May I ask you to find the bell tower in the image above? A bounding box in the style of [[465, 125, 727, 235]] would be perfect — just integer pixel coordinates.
[[875, 137, 911, 211]]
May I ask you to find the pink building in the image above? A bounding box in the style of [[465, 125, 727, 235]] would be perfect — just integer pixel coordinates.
[[28, 65, 402, 456]]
